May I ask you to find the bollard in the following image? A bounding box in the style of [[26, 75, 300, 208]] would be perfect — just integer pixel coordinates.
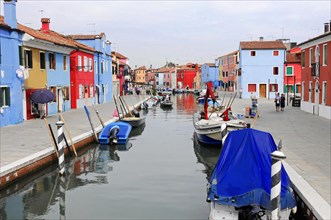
[[56, 116, 65, 176], [270, 150, 286, 220]]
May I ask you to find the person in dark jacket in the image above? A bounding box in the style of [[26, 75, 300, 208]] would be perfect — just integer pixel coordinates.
[[280, 93, 286, 111]]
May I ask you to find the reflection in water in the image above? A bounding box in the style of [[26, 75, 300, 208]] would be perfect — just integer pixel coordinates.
[[129, 123, 146, 138], [193, 134, 221, 181]]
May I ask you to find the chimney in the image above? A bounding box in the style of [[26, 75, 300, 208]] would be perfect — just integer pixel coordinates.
[[259, 37, 264, 41], [324, 23, 330, 33], [4, 0, 17, 29], [41, 18, 50, 31]]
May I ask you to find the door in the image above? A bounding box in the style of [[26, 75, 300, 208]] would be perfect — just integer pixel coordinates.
[[314, 81, 319, 115], [259, 84, 266, 98]]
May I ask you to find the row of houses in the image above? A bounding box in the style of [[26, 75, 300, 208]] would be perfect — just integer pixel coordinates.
[[132, 25, 330, 119], [0, 0, 132, 127]]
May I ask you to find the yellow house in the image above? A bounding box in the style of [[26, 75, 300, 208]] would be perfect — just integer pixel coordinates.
[[134, 66, 146, 83]]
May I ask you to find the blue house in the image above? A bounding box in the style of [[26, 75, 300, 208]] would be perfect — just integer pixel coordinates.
[[0, 0, 24, 127], [201, 63, 219, 89], [238, 40, 286, 99], [69, 33, 112, 104]]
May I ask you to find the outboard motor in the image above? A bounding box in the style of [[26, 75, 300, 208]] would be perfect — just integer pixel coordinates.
[[238, 205, 265, 220], [132, 109, 140, 117], [109, 126, 120, 144]]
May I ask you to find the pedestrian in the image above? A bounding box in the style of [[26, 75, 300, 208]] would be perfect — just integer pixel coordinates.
[[275, 93, 281, 112], [280, 93, 286, 111], [239, 88, 243, 99]]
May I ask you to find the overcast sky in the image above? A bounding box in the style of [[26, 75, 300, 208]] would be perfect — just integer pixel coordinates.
[[1, 0, 331, 68]]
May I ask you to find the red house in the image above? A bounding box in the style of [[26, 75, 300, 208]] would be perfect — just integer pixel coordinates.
[[70, 49, 95, 109], [176, 63, 199, 89], [297, 22, 331, 119], [284, 47, 302, 95]]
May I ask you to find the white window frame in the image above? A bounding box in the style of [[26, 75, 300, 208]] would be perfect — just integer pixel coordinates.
[[89, 58, 92, 72], [322, 81, 327, 105], [309, 48, 313, 67], [78, 56, 82, 71], [286, 66, 294, 76], [322, 44, 327, 66], [79, 84, 83, 99], [84, 56, 88, 72], [90, 85, 94, 97], [309, 81, 313, 102], [0, 86, 10, 107], [302, 81, 305, 101]]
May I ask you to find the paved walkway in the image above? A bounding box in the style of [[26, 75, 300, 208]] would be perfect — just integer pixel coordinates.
[[0, 93, 330, 218]]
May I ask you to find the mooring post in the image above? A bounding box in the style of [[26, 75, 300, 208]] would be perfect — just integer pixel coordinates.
[[221, 123, 228, 146], [270, 150, 286, 220], [56, 116, 65, 176], [59, 175, 66, 219]]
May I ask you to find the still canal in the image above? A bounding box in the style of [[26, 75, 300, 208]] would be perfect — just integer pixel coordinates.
[[0, 93, 222, 219]]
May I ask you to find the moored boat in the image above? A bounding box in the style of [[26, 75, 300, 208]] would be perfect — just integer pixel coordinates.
[[207, 128, 297, 219], [98, 121, 132, 145]]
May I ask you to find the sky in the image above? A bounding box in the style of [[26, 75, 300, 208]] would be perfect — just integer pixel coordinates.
[[1, 0, 331, 68]]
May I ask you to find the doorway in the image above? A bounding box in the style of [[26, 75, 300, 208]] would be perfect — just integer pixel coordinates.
[[259, 84, 266, 98]]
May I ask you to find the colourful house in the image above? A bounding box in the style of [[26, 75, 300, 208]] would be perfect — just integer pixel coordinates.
[[0, 0, 24, 127], [238, 40, 286, 99], [217, 51, 238, 91], [284, 48, 302, 95], [69, 33, 112, 104], [297, 23, 331, 119], [134, 66, 146, 84], [201, 63, 219, 89]]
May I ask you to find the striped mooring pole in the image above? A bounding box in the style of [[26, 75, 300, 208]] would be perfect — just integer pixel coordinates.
[[59, 175, 66, 220], [221, 123, 228, 145], [56, 116, 65, 176], [270, 150, 286, 220]]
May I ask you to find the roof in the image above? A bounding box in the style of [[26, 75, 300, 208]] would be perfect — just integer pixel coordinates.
[[297, 31, 331, 46], [218, 50, 238, 58], [240, 41, 287, 50], [0, 15, 10, 29], [156, 67, 172, 73], [286, 53, 301, 63], [68, 32, 106, 40], [111, 51, 128, 59], [135, 66, 146, 70], [17, 23, 95, 52]]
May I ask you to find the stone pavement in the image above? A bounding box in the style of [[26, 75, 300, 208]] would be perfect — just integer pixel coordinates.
[[230, 96, 330, 219]]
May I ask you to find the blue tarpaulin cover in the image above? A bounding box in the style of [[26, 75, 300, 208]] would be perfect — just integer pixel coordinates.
[[207, 128, 296, 210]]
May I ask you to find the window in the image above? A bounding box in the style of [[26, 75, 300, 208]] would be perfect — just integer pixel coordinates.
[[323, 44, 328, 66], [40, 52, 46, 69], [89, 58, 93, 72], [63, 55, 67, 71], [269, 84, 278, 92], [94, 60, 98, 73], [101, 60, 104, 73], [250, 51, 256, 56], [84, 56, 88, 72], [322, 81, 327, 105], [309, 48, 313, 67], [90, 85, 94, 97], [286, 66, 293, 76], [49, 86, 57, 102], [301, 50, 305, 67], [0, 86, 10, 107], [273, 51, 279, 56], [19, 46, 23, 66], [248, 84, 256, 92], [79, 84, 83, 99], [49, 53, 56, 70], [273, 67, 279, 75], [62, 87, 69, 100], [78, 56, 82, 71], [24, 50, 33, 68]]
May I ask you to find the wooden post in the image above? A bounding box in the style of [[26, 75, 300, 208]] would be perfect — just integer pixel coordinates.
[[119, 96, 133, 117], [113, 95, 122, 120], [93, 104, 105, 127], [43, 118, 59, 158], [83, 106, 99, 142], [60, 114, 77, 157]]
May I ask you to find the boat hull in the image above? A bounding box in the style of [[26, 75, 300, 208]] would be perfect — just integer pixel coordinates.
[[98, 121, 132, 145], [120, 117, 146, 127]]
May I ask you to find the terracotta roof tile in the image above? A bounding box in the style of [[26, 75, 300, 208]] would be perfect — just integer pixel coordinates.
[[240, 41, 286, 50], [111, 51, 127, 59], [286, 53, 301, 63], [68, 32, 106, 40], [17, 23, 95, 52]]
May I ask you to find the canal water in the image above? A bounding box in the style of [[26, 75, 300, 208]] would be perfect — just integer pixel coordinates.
[[0, 93, 222, 220]]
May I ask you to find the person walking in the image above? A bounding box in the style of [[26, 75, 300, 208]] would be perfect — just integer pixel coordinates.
[[275, 93, 281, 112], [280, 93, 286, 111]]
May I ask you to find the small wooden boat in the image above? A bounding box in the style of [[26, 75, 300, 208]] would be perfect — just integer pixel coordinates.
[[98, 121, 132, 145], [120, 116, 146, 127], [160, 100, 173, 108]]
